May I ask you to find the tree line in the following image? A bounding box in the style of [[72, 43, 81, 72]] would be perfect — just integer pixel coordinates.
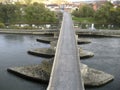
[[0, 2, 58, 28], [72, 2, 120, 25]]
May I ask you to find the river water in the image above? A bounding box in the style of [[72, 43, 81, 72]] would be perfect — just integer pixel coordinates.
[[0, 34, 120, 90], [79, 37, 120, 90], [0, 34, 48, 90]]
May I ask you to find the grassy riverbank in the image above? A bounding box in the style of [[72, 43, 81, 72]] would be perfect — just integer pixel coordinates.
[[73, 17, 95, 23]]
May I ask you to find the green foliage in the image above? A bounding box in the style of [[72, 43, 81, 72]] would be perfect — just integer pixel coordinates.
[[24, 3, 57, 26], [94, 2, 120, 25], [94, 2, 113, 24], [0, 3, 18, 25], [72, 2, 120, 27], [73, 17, 95, 23], [109, 6, 120, 24], [13, 3, 26, 24], [0, 3, 58, 28], [72, 4, 95, 18], [8, 25, 20, 29], [0, 22, 5, 28]]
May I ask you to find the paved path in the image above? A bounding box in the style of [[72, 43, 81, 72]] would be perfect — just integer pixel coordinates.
[[47, 12, 84, 90]]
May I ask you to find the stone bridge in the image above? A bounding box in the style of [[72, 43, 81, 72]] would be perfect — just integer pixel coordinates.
[[47, 12, 85, 90]]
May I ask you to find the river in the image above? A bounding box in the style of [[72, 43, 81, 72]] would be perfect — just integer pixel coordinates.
[[0, 34, 48, 90], [0, 34, 120, 90], [80, 37, 120, 90]]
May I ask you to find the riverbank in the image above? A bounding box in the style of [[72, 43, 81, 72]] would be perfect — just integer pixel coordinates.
[[0, 29, 58, 35], [1, 29, 120, 37], [76, 29, 120, 37]]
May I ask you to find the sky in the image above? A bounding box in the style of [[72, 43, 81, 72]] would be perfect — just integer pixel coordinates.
[[71, 0, 90, 1], [70, 0, 91, 1], [70, 0, 104, 2]]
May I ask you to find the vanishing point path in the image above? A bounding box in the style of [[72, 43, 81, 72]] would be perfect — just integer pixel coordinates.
[[47, 12, 85, 90]]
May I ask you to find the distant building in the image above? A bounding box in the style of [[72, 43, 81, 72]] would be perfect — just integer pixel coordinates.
[[93, 3, 97, 11], [1, 0, 47, 4], [91, 0, 108, 11], [46, 4, 59, 11], [111, 0, 120, 6]]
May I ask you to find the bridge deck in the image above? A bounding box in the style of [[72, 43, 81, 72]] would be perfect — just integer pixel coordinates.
[[47, 12, 84, 90]]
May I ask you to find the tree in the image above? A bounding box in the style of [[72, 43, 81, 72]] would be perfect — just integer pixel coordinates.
[[116, 7, 120, 24], [94, 2, 113, 24], [108, 6, 120, 24], [0, 3, 19, 25], [72, 4, 95, 18], [13, 3, 26, 24], [24, 3, 57, 26], [0, 2, 58, 27], [94, 2, 120, 25]]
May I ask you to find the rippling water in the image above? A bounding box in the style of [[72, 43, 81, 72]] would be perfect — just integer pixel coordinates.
[[79, 37, 120, 90], [0, 34, 48, 90]]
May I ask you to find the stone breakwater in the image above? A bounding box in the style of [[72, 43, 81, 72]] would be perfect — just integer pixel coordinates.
[[36, 37, 58, 43], [5, 29, 116, 87], [27, 48, 94, 59], [0, 29, 120, 37], [28, 48, 55, 58], [49, 38, 91, 48], [76, 29, 120, 37], [7, 59, 114, 86], [36, 37, 91, 45], [0, 29, 58, 35], [0, 29, 120, 38]]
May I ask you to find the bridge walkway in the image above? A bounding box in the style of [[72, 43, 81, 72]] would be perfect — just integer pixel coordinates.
[[47, 12, 84, 90]]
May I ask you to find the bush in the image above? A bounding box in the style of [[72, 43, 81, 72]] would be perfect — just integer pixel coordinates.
[[0, 23, 5, 28], [8, 25, 20, 29], [72, 4, 95, 18]]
